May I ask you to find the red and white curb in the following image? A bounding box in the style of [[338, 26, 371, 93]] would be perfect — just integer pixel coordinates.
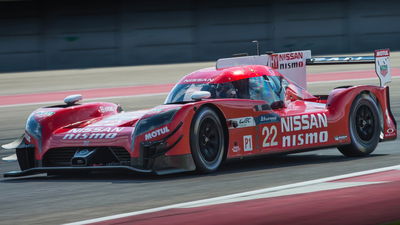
[[64, 164, 400, 225]]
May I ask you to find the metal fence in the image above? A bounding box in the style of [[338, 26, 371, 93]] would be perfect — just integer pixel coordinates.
[[0, 0, 399, 72]]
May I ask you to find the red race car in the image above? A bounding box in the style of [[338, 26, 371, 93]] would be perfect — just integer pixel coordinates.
[[3, 49, 397, 177]]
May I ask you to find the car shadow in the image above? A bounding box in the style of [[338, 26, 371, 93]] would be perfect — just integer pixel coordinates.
[[0, 152, 388, 183]]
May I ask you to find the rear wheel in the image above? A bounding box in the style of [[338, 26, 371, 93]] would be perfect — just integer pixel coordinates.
[[190, 107, 225, 173], [338, 94, 381, 156]]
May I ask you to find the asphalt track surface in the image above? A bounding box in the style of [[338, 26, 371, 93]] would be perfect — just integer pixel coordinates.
[[0, 53, 399, 224]]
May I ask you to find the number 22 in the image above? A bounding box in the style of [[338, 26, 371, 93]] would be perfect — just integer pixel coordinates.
[[262, 125, 278, 147]]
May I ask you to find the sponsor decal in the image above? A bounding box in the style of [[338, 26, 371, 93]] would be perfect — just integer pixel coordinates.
[[63, 127, 124, 140], [281, 113, 327, 132], [67, 127, 124, 133], [183, 78, 214, 83], [374, 49, 391, 86], [145, 126, 170, 140], [229, 117, 256, 129], [281, 113, 329, 147], [256, 113, 280, 124], [35, 111, 55, 118], [243, 135, 253, 151], [379, 62, 388, 76], [282, 131, 328, 147], [334, 135, 348, 141], [375, 49, 390, 57], [387, 128, 395, 134], [268, 50, 310, 90], [271, 52, 305, 70], [99, 106, 116, 113], [232, 142, 241, 153], [385, 128, 396, 137]]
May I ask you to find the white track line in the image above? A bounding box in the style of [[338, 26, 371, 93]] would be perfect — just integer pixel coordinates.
[[64, 164, 400, 225]]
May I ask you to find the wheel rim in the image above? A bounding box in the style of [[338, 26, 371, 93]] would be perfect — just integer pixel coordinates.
[[198, 118, 221, 163], [355, 105, 375, 141]]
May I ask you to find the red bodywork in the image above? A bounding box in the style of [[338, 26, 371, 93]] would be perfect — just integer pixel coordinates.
[[15, 65, 397, 175]]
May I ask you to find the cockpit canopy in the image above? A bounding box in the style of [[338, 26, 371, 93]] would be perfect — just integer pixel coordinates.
[[165, 74, 288, 104], [165, 64, 314, 104]]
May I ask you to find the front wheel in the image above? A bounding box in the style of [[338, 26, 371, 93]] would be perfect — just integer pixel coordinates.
[[338, 94, 381, 157], [190, 107, 225, 173]]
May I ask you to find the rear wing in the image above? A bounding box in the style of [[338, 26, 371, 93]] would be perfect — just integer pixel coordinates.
[[307, 49, 391, 87], [216, 49, 391, 89]]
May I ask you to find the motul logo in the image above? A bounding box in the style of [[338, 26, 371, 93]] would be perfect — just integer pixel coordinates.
[[145, 126, 170, 140]]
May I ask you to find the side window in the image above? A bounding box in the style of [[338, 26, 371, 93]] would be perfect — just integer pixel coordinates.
[[249, 76, 274, 102], [231, 79, 250, 99], [215, 82, 238, 98], [265, 75, 288, 101]]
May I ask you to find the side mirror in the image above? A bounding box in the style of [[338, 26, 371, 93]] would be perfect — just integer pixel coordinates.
[[64, 94, 83, 105], [191, 91, 211, 101], [271, 100, 284, 109]]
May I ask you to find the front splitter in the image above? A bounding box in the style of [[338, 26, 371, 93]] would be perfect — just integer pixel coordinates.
[[3, 166, 152, 178]]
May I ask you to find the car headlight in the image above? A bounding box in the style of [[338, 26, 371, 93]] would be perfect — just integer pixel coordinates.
[[25, 113, 42, 151]]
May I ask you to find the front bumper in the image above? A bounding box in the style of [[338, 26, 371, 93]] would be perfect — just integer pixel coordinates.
[[4, 154, 195, 177], [4, 121, 195, 178]]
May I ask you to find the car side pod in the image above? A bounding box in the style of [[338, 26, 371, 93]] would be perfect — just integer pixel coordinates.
[[139, 122, 184, 170]]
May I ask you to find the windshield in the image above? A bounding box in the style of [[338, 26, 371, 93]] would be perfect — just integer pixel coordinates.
[[165, 76, 285, 104], [165, 82, 238, 104]]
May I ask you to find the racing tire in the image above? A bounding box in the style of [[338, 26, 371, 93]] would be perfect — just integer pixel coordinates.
[[190, 107, 225, 173], [338, 94, 381, 157]]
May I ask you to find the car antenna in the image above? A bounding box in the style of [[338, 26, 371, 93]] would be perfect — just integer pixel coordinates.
[[252, 40, 260, 55]]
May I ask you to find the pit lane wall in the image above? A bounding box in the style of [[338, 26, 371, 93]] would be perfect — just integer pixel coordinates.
[[1, 0, 399, 72]]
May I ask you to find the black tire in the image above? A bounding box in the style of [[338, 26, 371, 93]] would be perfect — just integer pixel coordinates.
[[338, 94, 381, 157], [190, 107, 225, 173]]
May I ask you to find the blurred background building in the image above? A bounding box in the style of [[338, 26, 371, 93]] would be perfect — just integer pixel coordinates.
[[0, 0, 399, 72]]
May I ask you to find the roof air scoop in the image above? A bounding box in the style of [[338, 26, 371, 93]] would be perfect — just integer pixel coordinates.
[[64, 94, 83, 105]]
